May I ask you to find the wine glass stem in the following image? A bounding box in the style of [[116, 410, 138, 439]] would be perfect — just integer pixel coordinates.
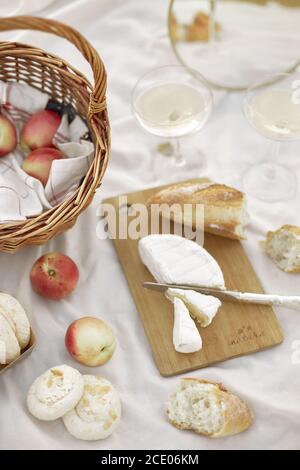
[[173, 138, 186, 167], [263, 141, 281, 180], [209, 0, 216, 45], [272, 140, 280, 162]]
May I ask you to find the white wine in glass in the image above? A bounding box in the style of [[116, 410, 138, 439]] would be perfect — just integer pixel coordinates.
[[135, 83, 210, 138], [132, 65, 213, 179], [243, 73, 300, 202]]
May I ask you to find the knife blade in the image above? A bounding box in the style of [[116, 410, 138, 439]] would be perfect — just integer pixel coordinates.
[[142, 281, 300, 311]]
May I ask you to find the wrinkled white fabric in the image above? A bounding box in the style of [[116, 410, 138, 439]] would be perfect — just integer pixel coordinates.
[[173, 0, 300, 88], [0, 0, 299, 450]]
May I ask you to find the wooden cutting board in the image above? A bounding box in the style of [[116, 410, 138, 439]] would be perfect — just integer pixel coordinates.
[[104, 179, 284, 377]]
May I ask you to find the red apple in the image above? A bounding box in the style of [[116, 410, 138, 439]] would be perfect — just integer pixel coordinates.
[[30, 252, 79, 300], [65, 317, 116, 366], [0, 114, 17, 157], [20, 109, 61, 152], [22, 147, 64, 186]]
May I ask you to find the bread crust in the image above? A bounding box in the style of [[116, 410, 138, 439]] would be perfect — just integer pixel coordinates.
[[213, 387, 253, 438], [167, 378, 253, 438], [262, 225, 300, 273], [0, 293, 30, 349], [0, 312, 20, 364], [147, 182, 248, 240], [265, 225, 300, 241]]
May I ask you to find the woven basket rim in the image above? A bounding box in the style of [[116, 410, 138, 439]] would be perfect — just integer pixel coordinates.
[[0, 16, 110, 253], [0, 40, 94, 91]]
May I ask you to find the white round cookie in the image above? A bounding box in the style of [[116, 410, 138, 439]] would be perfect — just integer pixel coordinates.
[[62, 375, 121, 441], [27, 365, 84, 421], [0, 293, 30, 349], [0, 313, 20, 364]]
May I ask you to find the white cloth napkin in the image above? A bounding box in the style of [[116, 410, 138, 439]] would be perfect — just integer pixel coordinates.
[[0, 81, 94, 222]]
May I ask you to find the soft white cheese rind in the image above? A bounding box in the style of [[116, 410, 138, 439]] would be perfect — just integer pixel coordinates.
[[138, 234, 225, 289], [173, 298, 202, 353], [166, 288, 221, 327]]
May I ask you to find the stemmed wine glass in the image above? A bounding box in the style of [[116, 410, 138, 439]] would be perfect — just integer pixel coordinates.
[[132, 65, 213, 182], [243, 73, 299, 202]]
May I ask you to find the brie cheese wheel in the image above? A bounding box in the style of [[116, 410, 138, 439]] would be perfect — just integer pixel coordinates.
[[173, 298, 202, 353], [166, 288, 221, 327], [139, 234, 225, 289]]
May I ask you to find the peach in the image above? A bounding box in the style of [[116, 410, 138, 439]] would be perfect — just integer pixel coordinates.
[[65, 317, 116, 367], [20, 109, 61, 152], [22, 147, 64, 186], [30, 252, 79, 300], [0, 114, 17, 157]]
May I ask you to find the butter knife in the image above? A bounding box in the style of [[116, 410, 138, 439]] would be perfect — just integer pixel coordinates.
[[142, 282, 300, 311]]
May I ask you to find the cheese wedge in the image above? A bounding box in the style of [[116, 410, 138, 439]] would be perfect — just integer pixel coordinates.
[[173, 298, 202, 353], [138, 234, 225, 289], [166, 288, 221, 327]]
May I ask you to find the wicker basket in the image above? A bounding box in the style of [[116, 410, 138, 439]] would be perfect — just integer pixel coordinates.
[[0, 16, 110, 253]]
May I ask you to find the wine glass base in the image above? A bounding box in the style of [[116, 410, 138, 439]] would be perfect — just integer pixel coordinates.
[[153, 143, 207, 184], [242, 162, 297, 202]]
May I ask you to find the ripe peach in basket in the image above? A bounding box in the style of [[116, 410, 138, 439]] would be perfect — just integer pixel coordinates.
[[0, 114, 17, 157], [20, 109, 61, 152], [22, 147, 64, 186], [30, 252, 79, 300]]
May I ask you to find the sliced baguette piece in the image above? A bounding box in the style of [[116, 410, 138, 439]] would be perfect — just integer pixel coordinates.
[[261, 225, 300, 273], [147, 181, 249, 240], [0, 340, 6, 364], [0, 313, 20, 364], [166, 288, 221, 327], [166, 378, 253, 438], [0, 293, 30, 349]]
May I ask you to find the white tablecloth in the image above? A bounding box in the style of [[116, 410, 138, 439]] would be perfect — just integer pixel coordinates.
[[0, 0, 299, 450]]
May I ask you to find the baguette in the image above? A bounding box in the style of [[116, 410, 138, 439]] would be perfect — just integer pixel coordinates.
[[166, 378, 253, 438], [186, 12, 221, 42], [0, 313, 20, 364], [261, 224, 300, 273], [147, 181, 249, 240], [169, 13, 185, 42]]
